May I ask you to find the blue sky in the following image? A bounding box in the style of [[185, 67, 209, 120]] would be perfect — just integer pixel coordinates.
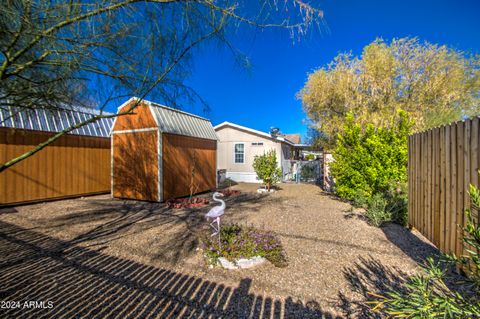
[[178, 0, 480, 141]]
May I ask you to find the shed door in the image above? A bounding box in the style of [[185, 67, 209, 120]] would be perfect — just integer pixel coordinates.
[[162, 134, 216, 200], [112, 131, 158, 201]]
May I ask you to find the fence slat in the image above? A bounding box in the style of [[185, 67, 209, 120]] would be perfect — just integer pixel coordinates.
[[439, 127, 445, 251], [444, 125, 451, 253], [409, 118, 480, 259]]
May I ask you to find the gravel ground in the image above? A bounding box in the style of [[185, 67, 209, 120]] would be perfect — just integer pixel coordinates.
[[0, 183, 439, 318]]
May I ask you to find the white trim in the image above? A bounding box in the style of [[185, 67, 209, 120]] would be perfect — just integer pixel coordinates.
[[214, 121, 295, 146], [157, 129, 163, 202], [112, 127, 158, 134], [109, 97, 139, 136], [111, 135, 114, 198], [226, 171, 260, 183], [233, 142, 245, 164], [148, 99, 210, 121], [148, 102, 160, 127]]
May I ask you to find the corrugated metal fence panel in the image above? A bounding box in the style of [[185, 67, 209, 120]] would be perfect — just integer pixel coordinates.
[[150, 103, 218, 141], [408, 117, 480, 260], [0, 106, 114, 138], [0, 128, 111, 205]]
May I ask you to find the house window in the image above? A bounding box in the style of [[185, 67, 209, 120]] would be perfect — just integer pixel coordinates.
[[234, 143, 245, 163]]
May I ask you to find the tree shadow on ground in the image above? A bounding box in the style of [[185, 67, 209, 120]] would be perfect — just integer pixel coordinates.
[[338, 223, 450, 318], [0, 221, 341, 319], [30, 191, 275, 266], [338, 255, 411, 318]]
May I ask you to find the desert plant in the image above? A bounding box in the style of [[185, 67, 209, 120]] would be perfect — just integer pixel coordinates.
[[369, 180, 480, 318], [365, 193, 391, 227], [253, 150, 282, 191], [203, 224, 287, 267], [351, 189, 370, 208]]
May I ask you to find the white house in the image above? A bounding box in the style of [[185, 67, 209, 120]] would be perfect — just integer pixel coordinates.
[[214, 121, 308, 183]]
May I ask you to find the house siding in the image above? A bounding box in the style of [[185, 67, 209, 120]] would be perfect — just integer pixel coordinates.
[[215, 125, 288, 182]]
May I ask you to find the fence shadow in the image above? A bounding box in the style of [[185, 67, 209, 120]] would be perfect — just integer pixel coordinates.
[[0, 221, 341, 319], [30, 190, 271, 266], [381, 223, 440, 265]]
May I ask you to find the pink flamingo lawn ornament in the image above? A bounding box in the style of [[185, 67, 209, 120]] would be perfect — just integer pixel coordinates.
[[205, 192, 225, 239]]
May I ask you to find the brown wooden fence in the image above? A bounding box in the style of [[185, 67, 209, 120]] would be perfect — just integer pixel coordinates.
[[0, 128, 111, 205], [408, 117, 480, 258]]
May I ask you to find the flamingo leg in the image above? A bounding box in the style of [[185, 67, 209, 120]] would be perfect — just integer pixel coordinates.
[[217, 217, 221, 246], [209, 218, 219, 236]]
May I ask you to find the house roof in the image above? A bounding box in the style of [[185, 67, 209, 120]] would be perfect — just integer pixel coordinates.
[[0, 105, 113, 138], [116, 97, 217, 141], [214, 121, 295, 145], [284, 133, 301, 144]]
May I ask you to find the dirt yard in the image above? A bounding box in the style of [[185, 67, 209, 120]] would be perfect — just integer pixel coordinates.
[[0, 183, 438, 318]]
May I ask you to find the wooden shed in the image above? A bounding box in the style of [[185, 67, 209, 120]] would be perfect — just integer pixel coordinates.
[[0, 106, 113, 205], [111, 98, 218, 202]]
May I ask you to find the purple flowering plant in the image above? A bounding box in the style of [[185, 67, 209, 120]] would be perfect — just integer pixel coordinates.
[[202, 224, 287, 267]]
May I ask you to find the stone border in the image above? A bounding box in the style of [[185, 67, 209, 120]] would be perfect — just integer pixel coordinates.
[[257, 188, 275, 194], [217, 256, 266, 269]]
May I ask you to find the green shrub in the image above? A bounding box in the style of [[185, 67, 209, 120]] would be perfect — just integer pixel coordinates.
[[359, 183, 408, 227], [253, 150, 282, 190], [365, 193, 390, 227], [331, 111, 411, 227], [203, 224, 287, 267], [370, 181, 480, 318], [304, 154, 315, 161], [351, 189, 370, 208], [384, 182, 408, 226], [330, 111, 412, 200]]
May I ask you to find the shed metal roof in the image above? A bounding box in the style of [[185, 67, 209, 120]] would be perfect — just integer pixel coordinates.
[[148, 101, 217, 141], [0, 106, 113, 138]]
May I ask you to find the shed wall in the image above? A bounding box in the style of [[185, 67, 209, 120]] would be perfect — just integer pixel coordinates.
[[112, 130, 159, 201], [0, 127, 110, 205], [113, 101, 157, 131], [162, 133, 216, 200]]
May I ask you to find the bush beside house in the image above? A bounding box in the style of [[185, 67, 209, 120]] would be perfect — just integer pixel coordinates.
[[253, 150, 282, 191]]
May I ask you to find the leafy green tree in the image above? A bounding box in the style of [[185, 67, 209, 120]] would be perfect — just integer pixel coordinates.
[[370, 181, 480, 318], [253, 150, 282, 191], [299, 37, 480, 148]]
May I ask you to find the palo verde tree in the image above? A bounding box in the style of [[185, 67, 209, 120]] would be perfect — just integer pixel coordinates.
[[0, 0, 323, 172], [299, 37, 480, 148]]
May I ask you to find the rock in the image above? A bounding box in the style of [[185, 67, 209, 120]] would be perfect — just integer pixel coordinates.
[[257, 188, 275, 194], [218, 256, 266, 269]]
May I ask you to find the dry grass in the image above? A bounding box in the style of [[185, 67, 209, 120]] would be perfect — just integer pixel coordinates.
[[0, 183, 438, 317]]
